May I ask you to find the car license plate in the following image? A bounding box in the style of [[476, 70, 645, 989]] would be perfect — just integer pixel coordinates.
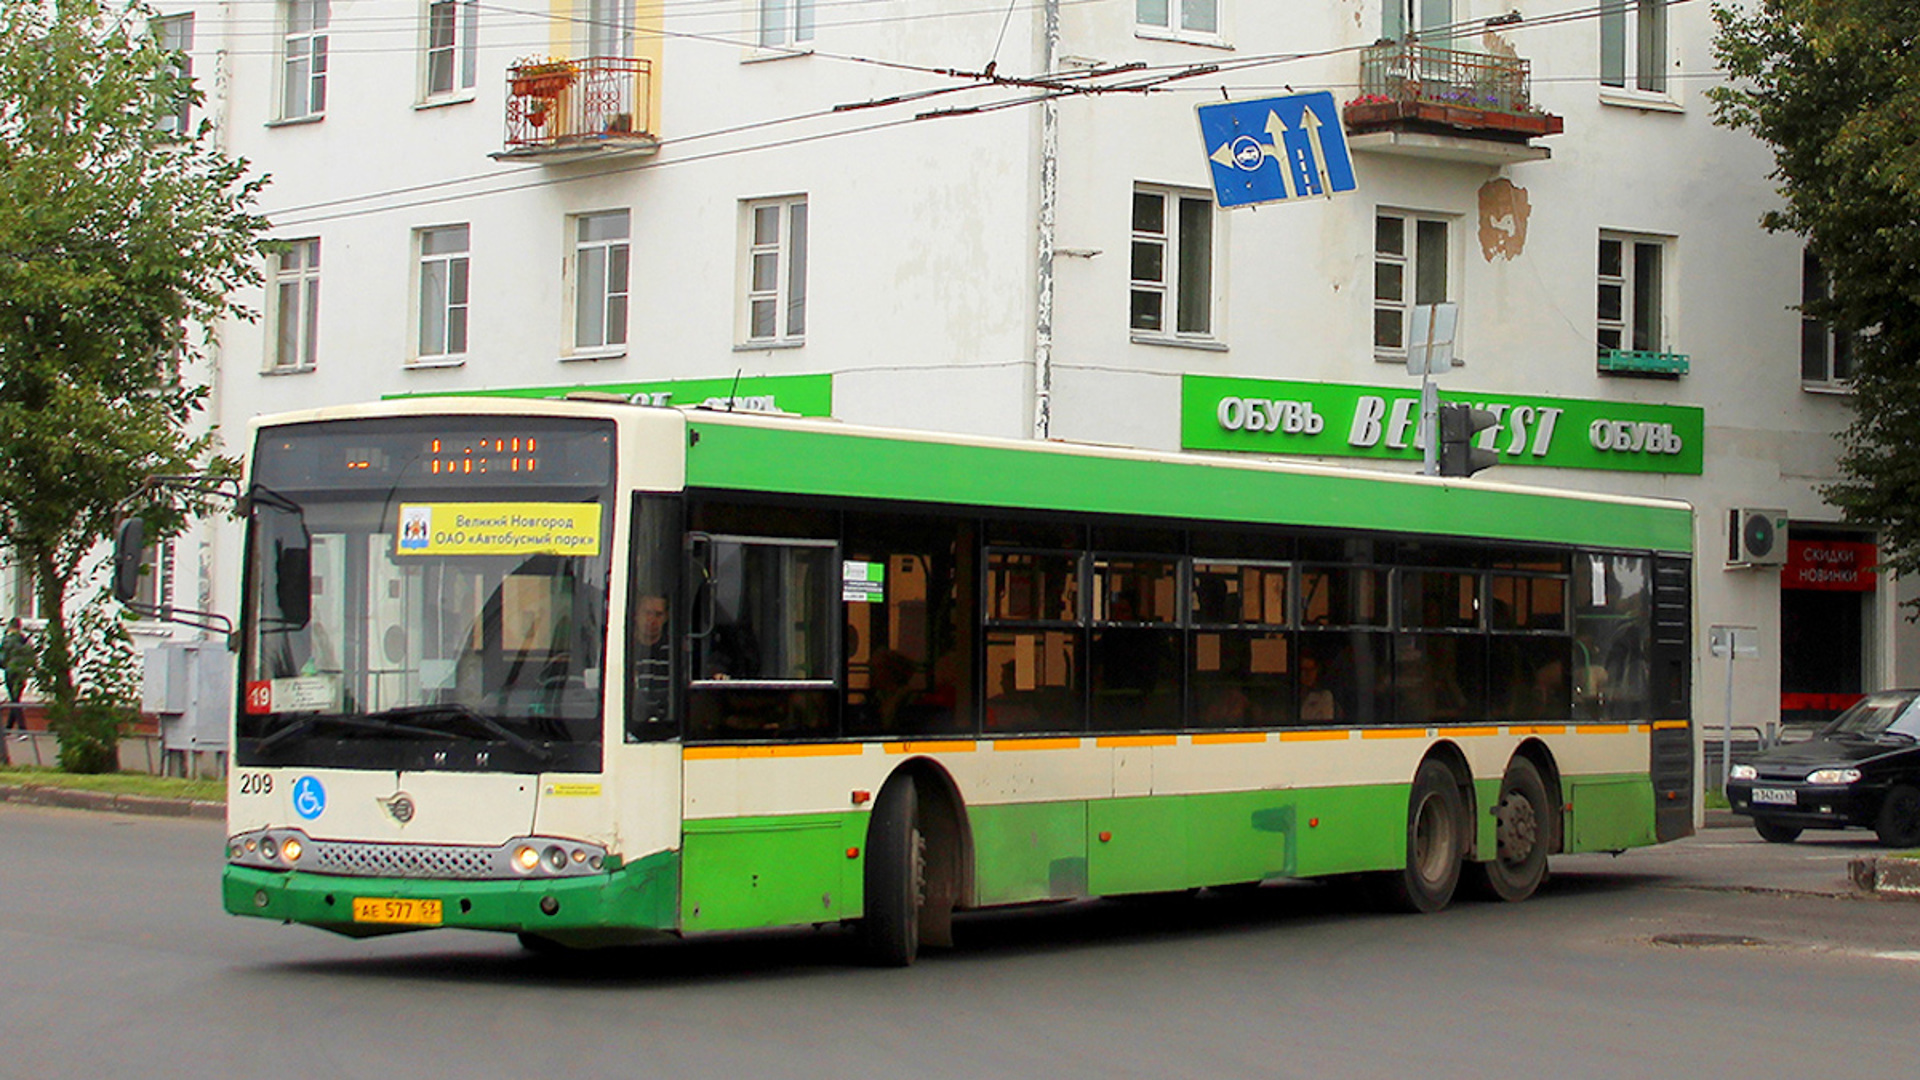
[[352, 897, 443, 925], [1751, 787, 1798, 806]]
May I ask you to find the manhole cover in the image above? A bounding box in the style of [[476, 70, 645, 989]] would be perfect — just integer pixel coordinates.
[[1651, 933, 1766, 948]]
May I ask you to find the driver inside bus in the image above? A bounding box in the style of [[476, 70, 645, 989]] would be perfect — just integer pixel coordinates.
[[627, 593, 672, 741]]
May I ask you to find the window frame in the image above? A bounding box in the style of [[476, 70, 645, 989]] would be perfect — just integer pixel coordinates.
[[1597, 231, 1671, 359], [1374, 210, 1457, 364], [420, 0, 478, 102], [266, 238, 321, 373], [569, 210, 631, 356], [412, 224, 471, 367], [1800, 249, 1855, 390], [738, 195, 808, 347], [1135, 0, 1223, 45], [1599, 0, 1672, 103], [756, 0, 815, 50], [1130, 184, 1223, 346], [278, 0, 329, 122], [585, 0, 634, 58], [153, 13, 195, 137]]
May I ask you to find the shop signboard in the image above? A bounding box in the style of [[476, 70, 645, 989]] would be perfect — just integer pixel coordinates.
[[1180, 375, 1704, 475], [387, 373, 834, 417]]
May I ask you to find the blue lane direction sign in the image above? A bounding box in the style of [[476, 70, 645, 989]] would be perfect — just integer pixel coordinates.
[[1196, 91, 1358, 209]]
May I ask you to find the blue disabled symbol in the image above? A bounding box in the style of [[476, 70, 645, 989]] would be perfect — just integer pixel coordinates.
[[292, 776, 327, 820]]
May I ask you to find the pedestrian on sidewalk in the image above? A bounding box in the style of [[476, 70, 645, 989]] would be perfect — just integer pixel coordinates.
[[2, 617, 31, 731]]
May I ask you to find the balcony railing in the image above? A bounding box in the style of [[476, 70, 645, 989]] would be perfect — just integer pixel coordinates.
[[1346, 41, 1563, 141], [502, 56, 656, 159]]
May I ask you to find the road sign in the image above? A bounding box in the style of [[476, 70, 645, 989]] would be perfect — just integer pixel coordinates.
[[1195, 91, 1358, 209]]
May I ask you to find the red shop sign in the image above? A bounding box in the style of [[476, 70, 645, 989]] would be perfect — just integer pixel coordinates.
[[1784, 539, 1877, 592]]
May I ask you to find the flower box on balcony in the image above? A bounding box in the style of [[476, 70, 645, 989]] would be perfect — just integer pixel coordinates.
[[509, 60, 576, 99], [1344, 99, 1563, 139], [1598, 349, 1690, 377]]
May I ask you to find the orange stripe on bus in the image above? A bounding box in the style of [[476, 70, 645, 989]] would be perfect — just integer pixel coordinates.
[[1508, 725, 1568, 735], [1445, 727, 1500, 738], [1578, 724, 1631, 735], [1190, 732, 1269, 745], [991, 738, 1082, 752], [1360, 728, 1429, 739], [1652, 720, 1689, 730], [1095, 735, 1178, 748], [683, 744, 864, 760], [1279, 730, 1350, 742], [883, 740, 977, 754]]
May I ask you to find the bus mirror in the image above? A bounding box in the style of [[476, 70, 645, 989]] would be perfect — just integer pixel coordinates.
[[112, 518, 146, 603], [275, 543, 312, 628]]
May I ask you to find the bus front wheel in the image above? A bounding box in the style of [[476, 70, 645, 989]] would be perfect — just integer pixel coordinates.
[[1380, 759, 1466, 914], [859, 775, 926, 967]]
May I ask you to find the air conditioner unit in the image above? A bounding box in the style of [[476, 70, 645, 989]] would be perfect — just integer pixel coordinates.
[[1728, 508, 1789, 566]]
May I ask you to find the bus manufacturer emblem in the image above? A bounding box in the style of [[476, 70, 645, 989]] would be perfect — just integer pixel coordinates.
[[378, 792, 416, 824]]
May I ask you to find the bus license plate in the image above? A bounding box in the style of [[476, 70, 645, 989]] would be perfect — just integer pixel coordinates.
[[1751, 788, 1798, 806], [352, 897, 444, 925]]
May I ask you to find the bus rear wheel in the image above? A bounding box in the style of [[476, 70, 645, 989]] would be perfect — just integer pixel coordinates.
[[1379, 759, 1466, 914], [859, 775, 926, 967], [1465, 758, 1551, 902]]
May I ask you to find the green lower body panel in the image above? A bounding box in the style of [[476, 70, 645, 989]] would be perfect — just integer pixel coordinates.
[[680, 813, 864, 932], [1290, 783, 1409, 877], [1565, 775, 1657, 852], [223, 849, 680, 942]]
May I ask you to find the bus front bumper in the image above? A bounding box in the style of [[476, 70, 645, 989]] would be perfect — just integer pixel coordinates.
[[223, 848, 681, 943]]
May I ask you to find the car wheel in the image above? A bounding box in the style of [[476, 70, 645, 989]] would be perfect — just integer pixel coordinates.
[[1874, 784, 1920, 849], [1753, 819, 1802, 844]]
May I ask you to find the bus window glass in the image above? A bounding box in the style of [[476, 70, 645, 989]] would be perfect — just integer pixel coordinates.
[[687, 536, 837, 741], [1490, 574, 1568, 632], [987, 550, 1080, 623], [1299, 565, 1387, 627], [842, 512, 975, 738], [1392, 632, 1486, 723], [1297, 629, 1390, 725], [1190, 561, 1291, 728], [1492, 635, 1573, 721], [1398, 570, 1481, 630], [1574, 553, 1652, 720], [984, 628, 1082, 733], [1091, 556, 1181, 731], [626, 494, 680, 743]]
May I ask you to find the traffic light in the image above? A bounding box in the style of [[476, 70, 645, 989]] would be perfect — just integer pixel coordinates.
[[1438, 403, 1499, 477]]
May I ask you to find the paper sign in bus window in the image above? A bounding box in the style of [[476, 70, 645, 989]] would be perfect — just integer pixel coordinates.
[[394, 503, 601, 557]]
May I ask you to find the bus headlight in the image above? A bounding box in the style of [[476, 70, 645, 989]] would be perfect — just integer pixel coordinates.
[[1729, 765, 1757, 781], [1806, 767, 1861, 785], [514, 845, 542, 872]]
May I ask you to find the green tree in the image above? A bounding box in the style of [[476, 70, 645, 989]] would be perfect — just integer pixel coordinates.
[[0, 0, 267, 770], [1711, 1, 1920, 591]]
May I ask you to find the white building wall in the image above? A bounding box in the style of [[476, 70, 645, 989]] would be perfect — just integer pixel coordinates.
[[112, 0, 1914, 753]]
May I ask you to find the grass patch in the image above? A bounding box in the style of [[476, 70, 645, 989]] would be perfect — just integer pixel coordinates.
[[1704, 788, 1731, 811], [0, 764, 224, 803]]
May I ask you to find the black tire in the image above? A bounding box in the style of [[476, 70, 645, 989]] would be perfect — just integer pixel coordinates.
[[859, 775, 925, 966], [1874, 784, 1920, 849], [1466, 758, 1552, 902], [1379, 759, 1467, 914], [1753, 819, 1803, 844]]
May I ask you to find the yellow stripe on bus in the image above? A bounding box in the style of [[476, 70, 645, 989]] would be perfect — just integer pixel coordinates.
[[683, 744, 864, 760], [1095, 735, 1178, 748], [1508, 725, 1568, 735], [1279, 730, 1350, 742], [884, 740, 977, 755], [992, 738, 1082, 752], [1578, 724, 1631, 735], [1360, 728, 1429, 739], [1445, 727, 1501, 738], [1652, 720, 1690, 730], [1190, 732, 1269, 745]]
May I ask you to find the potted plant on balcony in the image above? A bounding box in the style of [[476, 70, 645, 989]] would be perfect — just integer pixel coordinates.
[[511, 57, 576, 99]]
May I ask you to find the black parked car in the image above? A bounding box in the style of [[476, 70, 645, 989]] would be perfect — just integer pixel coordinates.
[[1727, 689, 1920, 847]]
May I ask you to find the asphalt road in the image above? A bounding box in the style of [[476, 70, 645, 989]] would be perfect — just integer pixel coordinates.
[[1, 805, 1914, 1080]]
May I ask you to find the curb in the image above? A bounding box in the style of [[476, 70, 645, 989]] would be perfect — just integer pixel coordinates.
[[0, 783, 224, 821], [1850, 855, 1920, 899]]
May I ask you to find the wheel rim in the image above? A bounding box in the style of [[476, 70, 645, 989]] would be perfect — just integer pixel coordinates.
[[1412, 792, 1454, 884], [1494, 788, 1538, 867]]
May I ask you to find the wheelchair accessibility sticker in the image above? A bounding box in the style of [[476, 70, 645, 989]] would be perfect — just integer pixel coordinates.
[[292, 776, 327, 820]]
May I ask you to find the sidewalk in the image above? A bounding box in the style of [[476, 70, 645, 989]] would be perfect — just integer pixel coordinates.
[[0, 781, 223, 821]]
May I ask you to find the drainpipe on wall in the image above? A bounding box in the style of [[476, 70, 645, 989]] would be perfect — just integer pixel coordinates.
[[1031, 0, 1059, 440]]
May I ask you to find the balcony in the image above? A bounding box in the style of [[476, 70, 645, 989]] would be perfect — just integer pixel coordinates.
[[496, 57, 658, 163], [1344, 41, 1563, 165]]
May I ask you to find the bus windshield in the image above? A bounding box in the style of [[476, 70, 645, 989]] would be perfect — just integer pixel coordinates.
[[236, 417, 614, 773]]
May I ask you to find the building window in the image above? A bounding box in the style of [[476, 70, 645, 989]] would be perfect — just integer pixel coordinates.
[[758, 0, 814, 48], [415, 225, 470, 363], [268, 239, 321, 372], [1801, 250, 1854, 387], [1382, 0, 1451, 43], [572, 211, 629, 352], [1600, 0, 1666, 94], [7, 560, 40, 621], [279, 0, 329, 120], [153, 13, 194, 137], [742, 197, 807, 345], [423, 0, 477, 99], [1374, 212, 1451, 358], [1597, 233, 1666, 357], [587, 0, 633, 57], [1136, 0, 1218, 38], [1131, 186, 1215, 338]]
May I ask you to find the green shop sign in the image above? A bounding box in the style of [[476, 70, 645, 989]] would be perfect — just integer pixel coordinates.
[[1181, 375, 1703, 475], [386, 373, 834, 417]]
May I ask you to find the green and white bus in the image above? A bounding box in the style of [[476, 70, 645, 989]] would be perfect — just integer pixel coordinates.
[[219, 397, 1694, 964]]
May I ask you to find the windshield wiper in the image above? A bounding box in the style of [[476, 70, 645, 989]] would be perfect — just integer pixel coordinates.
[[364, 704, 553, 763], [1872, 730, 1918, 745], [254, 713, 448, 754]]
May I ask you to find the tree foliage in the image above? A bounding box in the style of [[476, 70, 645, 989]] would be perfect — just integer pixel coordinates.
[[0, 0, 268, 767], [1710, 0, 1920, 587]]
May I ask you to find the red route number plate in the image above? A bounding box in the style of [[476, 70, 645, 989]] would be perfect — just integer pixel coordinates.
[[352, 897, 444, 925]]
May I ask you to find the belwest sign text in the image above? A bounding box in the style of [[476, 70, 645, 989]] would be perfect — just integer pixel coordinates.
[[1181, 376, 1704, 475]]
